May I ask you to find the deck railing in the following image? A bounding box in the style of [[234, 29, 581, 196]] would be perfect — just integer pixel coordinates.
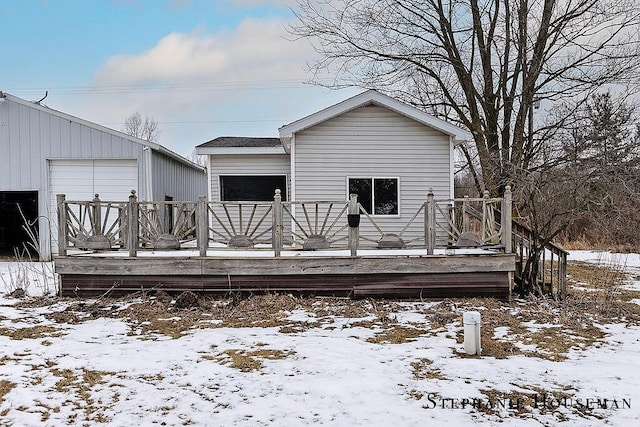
[[56, 188, 513, 258]]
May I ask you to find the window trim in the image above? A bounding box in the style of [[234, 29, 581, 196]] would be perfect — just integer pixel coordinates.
[[346, 176, 401, 217], [218, 174, 288, 202]]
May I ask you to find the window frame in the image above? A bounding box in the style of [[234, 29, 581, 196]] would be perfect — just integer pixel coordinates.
[[346, 176, 401, 217], [218, 174, 288, 202]]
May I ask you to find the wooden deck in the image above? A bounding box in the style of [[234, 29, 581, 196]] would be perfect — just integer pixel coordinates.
[[55, 251, 515, 299], [52, 189, 532, 299]]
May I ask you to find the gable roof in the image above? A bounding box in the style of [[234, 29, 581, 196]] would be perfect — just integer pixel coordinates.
[[196, 136, 286, 155], [0, 91, 204, 171], [278, 90, 470, 147]]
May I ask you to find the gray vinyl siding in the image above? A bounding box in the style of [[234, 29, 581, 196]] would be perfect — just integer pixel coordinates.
[[294, 104, 452, 244], [208, 154, 291, 202], [151, 151, 207, 201]]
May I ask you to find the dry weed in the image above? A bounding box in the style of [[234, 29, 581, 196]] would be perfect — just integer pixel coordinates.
[[367, 326, 426, 344], [0, 380, 16, 405], [0, 325, 64, 340], [213, 348, 295, 372], [411, 358, 447, 380]]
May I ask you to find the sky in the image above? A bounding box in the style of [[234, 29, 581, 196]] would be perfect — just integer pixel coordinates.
[[0, 0, 360, 157]]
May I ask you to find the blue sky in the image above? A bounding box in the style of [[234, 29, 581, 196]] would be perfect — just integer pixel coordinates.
[[0, 0, 359, 156]]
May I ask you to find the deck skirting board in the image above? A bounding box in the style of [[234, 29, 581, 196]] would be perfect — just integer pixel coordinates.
[[56, 254, 515, 298]]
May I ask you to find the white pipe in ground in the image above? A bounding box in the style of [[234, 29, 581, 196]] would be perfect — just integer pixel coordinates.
[[463, 311, 482, 355]]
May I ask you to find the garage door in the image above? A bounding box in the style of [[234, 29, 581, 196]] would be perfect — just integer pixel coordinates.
[[48, 159, 138, 254]]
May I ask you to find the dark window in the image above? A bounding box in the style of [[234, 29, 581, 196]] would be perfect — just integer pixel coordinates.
[[0, 191, 39, 257], [220, 176, 287, 201], [348, 178, 398, 215]]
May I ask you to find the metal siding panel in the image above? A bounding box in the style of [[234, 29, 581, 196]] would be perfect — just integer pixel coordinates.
[[0, 102, 9, 188], [91, 128, 102, 158], [70, 122, 82, 158], [19, 105, 31, 187], [59, 117, 72, 158], [7, 103, 20, 188], [151, 151, 207, 201], [81, 125, 92, 157]]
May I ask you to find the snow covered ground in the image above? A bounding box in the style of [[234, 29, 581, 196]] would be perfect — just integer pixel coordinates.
[[0, 251, 639, 426]]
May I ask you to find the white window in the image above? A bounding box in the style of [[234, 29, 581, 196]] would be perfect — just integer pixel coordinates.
[[348, 177, 399, 215]]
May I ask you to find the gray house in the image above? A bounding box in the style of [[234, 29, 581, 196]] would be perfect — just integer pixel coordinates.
[[196, 90, 469, 243], [0, 91, 207, 260]]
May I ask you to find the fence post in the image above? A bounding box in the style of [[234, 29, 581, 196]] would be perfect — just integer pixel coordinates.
[[197, 195, 208, 257], [501, 185, 512, 253], [56, 194, 67, 257], [92, 194, 101, 236], [348, 193, 359, 256], [559, 251, 567, 299], [128, 191, 138, 257], [273, 189, 283, 257], [426, 189, 435, 255]]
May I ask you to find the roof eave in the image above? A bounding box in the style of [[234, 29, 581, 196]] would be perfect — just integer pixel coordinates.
[[196, 146, 287, 155]]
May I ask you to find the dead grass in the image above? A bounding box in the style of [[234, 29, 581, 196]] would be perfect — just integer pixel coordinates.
[[411, 358, 447, 380], [0, 380, 16, 405], [213, 348, 295, 372], [50, 368, 115, 423], [0, 325, 64, 340], [367, 326, 427, 344]]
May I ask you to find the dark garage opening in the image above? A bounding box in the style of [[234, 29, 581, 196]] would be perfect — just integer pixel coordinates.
[[0, 191, 39, 257]]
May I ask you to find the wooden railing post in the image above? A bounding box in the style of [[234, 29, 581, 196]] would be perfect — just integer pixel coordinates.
[[197, 195, 208, 257], [127, 191, 138, 257], [481, 190, 490, 242], [501, 185, 512, 253], [426, 189, 435, 255], [56, 194, 67, 256], [272, 189, 283, 257], [462, 195, 469, 232], [348, 193, 359, 256], [92, 193, 101, 236]]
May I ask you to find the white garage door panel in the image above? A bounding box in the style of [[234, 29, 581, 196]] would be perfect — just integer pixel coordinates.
[[49, 159, 138, 254]]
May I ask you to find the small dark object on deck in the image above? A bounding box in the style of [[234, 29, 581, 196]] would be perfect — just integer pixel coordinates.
[[174, 291, 201, 309], [303, 235, 330, 250], [347, 213, 360, 228], [377, 233, 405, 249], [85, 235, 111, 250], [457, 232, 481, 247], [229, 235, 254, 248], [154, 234, 180, 250]]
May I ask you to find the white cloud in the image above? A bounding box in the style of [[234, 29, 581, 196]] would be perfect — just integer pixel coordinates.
[[94, 18, 310, 85], [81, 17, 358, 157]]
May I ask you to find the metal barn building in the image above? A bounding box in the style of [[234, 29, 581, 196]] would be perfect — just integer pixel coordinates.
[[0, 91, 207, 260]]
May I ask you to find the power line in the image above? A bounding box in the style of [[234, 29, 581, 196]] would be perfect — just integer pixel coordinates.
[[4, 79, 327, 96]]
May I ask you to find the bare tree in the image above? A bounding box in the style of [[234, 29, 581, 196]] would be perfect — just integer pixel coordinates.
[[293, 0, 640, 294], [122, 112, 161, 143], [292, 0, 640, 195], [188, 149, 208, 168]]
